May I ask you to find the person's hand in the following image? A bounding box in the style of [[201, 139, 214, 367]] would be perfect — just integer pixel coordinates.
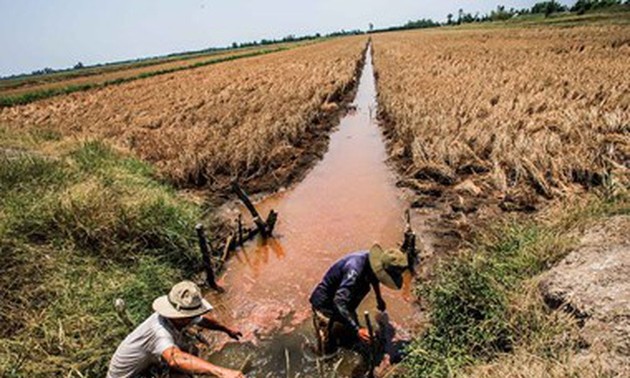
[[377, 298, 387, 312], [227, 328, 243, 341], [357, 328, 372, 344], [374, 354, 392, 377], [218, 368, 245, 378]]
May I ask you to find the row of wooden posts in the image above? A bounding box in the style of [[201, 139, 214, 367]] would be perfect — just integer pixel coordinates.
[[192, 183, 419, 377], [196, 183, 419, 294], [196, 182, 278, 292]]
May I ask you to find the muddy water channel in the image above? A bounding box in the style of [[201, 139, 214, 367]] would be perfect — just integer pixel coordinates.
[[204, 46, 422, 377]]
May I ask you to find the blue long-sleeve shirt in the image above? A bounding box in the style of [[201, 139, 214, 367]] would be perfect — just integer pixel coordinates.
[[309, 251, 379, 332]]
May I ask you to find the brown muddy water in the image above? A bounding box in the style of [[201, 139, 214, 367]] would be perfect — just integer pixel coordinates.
[[203, 45, 423, 377]]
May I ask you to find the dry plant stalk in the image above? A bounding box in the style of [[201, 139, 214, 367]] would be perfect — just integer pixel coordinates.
[[372, 26, 629, 204], [0, 37, 367, 190]]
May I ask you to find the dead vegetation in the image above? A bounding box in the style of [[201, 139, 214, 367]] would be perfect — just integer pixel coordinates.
[[0, 37, 367, 194], [372, 26, 629, 215], [0, 46, 283, 99]]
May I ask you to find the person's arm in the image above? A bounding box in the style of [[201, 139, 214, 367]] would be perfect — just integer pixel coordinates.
[[198, 314, 242, 340], [372, 282, 387, 312], [161, 346, 245, 378], [333, 268, 371, 343]]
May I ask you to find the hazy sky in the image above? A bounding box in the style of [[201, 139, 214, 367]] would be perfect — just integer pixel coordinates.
[[0, 0, 574, 76]]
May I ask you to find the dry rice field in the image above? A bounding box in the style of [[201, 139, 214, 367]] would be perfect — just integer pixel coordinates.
[[372, 26, 629, 211], [0, 36, 366, 191], [0, 43, 295, 98]]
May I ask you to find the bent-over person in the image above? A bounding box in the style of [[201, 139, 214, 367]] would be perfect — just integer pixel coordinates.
[[309, 243, 407, 354], [107, 281, 245, 378]]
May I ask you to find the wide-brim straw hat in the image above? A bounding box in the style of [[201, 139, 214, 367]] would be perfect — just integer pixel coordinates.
[[152, 280, 213, 319], [368, 243, 407, 290]]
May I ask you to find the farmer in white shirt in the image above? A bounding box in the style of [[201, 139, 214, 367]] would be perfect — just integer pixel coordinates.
[[107, 281, 245, 378]]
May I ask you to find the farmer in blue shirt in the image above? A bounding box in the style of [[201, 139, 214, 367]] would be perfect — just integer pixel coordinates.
[[309, 243, 408, 354]]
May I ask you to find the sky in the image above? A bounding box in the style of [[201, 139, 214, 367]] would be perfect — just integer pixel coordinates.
[[0, 0, 574, 77]]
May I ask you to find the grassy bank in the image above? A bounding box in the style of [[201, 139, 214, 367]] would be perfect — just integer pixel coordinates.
[[0, 130, 203, 376], [403, 192, 629, 377]]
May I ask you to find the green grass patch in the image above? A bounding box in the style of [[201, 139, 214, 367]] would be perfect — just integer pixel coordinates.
[[403, 194, 629, 377], [0, 140, 203, 377]]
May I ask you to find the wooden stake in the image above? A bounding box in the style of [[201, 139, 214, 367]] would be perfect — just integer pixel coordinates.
[[332, 358, 344, 378], [285, 348, 291, 378], [195, 224, 223, 292], [238, 353, 253, 374], [364, 311, 376, 378], [232, 182, 269, 237], [266, 209, 278, 235], [312, 312, 324, 355], [238, 213, 244, 246], [221, 233, 235, 264], [316, 358, 324, 378], [402, 209, 417, 272]]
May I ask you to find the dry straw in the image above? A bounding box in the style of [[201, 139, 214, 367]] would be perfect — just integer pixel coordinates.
[[373, 26, 629, 204], [0, 37, 367, 191]]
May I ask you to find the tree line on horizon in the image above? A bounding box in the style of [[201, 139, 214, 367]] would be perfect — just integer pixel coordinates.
[[6, 0, 628, 80], [376, 0, 628, 32]]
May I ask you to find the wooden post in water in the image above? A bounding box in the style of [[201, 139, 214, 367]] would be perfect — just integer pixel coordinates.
[[284, 348, 291, 378], [195, 223, 223, 292], [238, 353, 253, 375], [312, 312, 324, 356], [232, 182, 269, 237], [221, 233, 235, 264], [237, 213, 244, 246], [402, 209, 417, 273], [364, 311, 376, 378], [266, 209, 278, 235]]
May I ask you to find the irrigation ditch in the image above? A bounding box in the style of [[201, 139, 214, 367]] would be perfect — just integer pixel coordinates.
[[179, 41, 443, 378]]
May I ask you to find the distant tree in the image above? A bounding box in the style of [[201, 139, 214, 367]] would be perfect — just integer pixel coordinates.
[[458, 8, 464, 24], [369, 22, 374, 31], [403, 18, 440, 29], [32, 67, 55, 75], [490, 5, 513, 20], [73, 62, 84, 70], [571, 0, 622, 14], [447, 13, 453, 24], [282, 34, 296, 42], [531, 1, 567, 16], [231, 42, 238, 49], [462, 12, 476, 23]]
